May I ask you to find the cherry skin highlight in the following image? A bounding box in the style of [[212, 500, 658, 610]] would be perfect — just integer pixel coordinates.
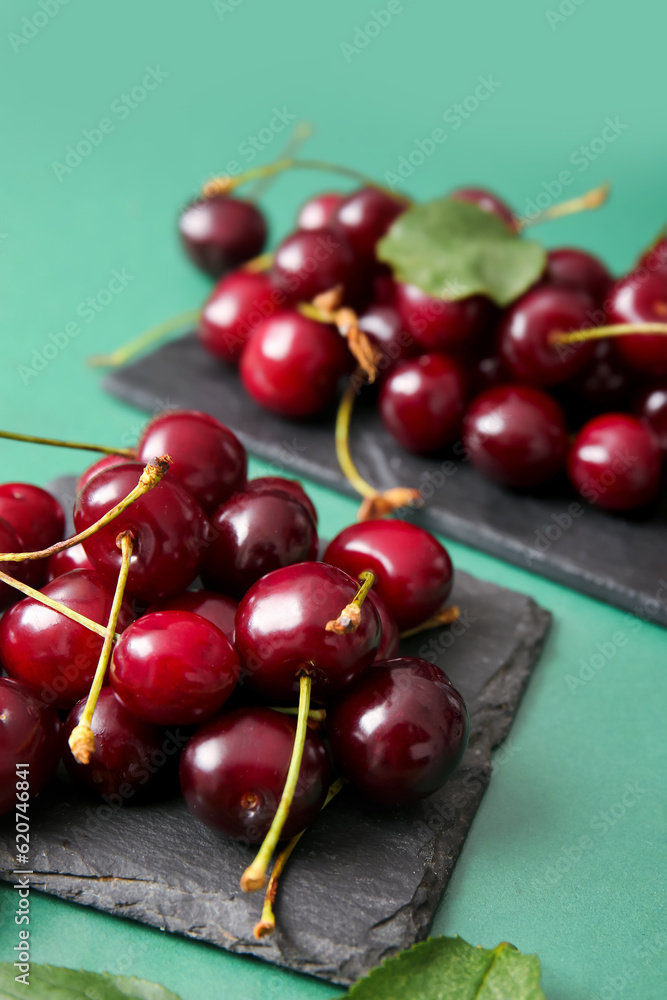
[[47, 542, 93, 581], [358, 302, 417, 369], [271, 227, 358, 304], [605, 272, 667, 376], [0, 484, 65, 590], [148, 590, 238, 645], [76, 454, 127, 495], [635, 384, 667, 453], [243, 476, 318, 525], [568, 414, 661, 511], [450, 186, 516, 230], [297, 192, 344, 231], [0, 677, 61, 815], [379, 353, 466, 454], [198, 269, 279, 365], [394, 282, 494, 353], [334, 187, 405, 261], [542, 247, 612, 305], [179, 195, 267, 277]]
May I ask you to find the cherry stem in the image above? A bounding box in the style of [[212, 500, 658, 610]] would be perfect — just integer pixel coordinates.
[[247, 122, 313, 200], [88, 309, 201, 369], [271, 707, 327, 722], [516, 182, 610, 230], [68, 531, 134, 765], [0, 568, 114, 639], [400, 605, 461, 639], [0, 456, 170, 563], [253, 777, 346, 939], [241, 673, 312, 893], [325, 570, 375, 634], [0, 429, 134, 458], [203, 158, 409, 202], [552, 323, 667, 345]]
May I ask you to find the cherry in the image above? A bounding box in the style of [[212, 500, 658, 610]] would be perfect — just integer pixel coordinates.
[[179, 195, 267, 277], [62, 688, 170, 802], [0, 516, 30, 610], [371, 265, 398, 305], [568, 414, 661, 511], [240, 310, 351, 418], [198, 269, 279, 365], [180, 707, 330, 842], [369, 591, 400, 661], [463, 385, 568, 489], [76, 454, 127, 494], [137, 411, 247, 515], [47, 542, 93, 580], [74, 461, 209, 602], [0, 677, 61, 815], [111, 610, 239, 725], [0, 484, 65, 590], [635, 384, 667, 453], [568, 340, 635, 410], [323, 520, 453, 632], [334, 187, 405, 261], [636, 237, 667, 277], [542, 247, 612, 305], [358, 302, 416, 368], [498, 286, 596, 385], [148, 590, 238, 644], [379, 354, 466, 454], [297, 192, 344, 231], [394, 282, 493, 353], [272, 227, 360, 305], [449, 186, 516, 230], [234, 562, 381, 702], [243, 476, 318, 525], [0, 568, 136, 709], [202, 490, 318, 599], [605, 272, 667, 375], [327, 657, 469, 805]]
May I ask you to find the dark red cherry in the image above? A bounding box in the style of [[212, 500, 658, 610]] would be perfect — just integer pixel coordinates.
[[358, 302, 417, 369], [463, 384, 568, 489], [76, 454, 127, 494], [234, 562, 381, 703], [243, 476, 318, 525], [198, 269, 280, 365], [568, 414, 661, 511], [543, 247, 612, 305], [498, 286, 596, 385], [111, 610, 239, 725], [62, 688, 170, 802], [635, 384, 667, 453], [47, 542, 93, 581], [0, 568, 136, 709], [0, 677, 61, 815], [0, 517, 30, 610], [202, 490, 318, 599], [240, 310, 351, 418], [179, 196, 267, 277], [369, 592, 400, 661], [137, 410, 247, 515], [394, 282, 493, 353], [327, 657, 469, 805], [379, 354, 466, 454], [180, 707, 330, 842], [450, 186, 516, 230], [74, 462, 209, 602], [148, 590, 238, 645], [297, 192, 344, 231], [324, 520, 453, 632], [271, 227, 358, 304], [568, 340, 634, 410], [605, 272, 667, 375], [636, 237, 667, 276], [334, 187, 405, 260], [0, 483, 65, 590], [371, 266, 398, 305]]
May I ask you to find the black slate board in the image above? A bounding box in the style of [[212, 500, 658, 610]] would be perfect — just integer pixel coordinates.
[[104, 333, 667, 628], [0, 568, 550, 985]]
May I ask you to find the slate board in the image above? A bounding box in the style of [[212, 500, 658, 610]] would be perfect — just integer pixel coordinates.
[[0, 562, 551, 985], [104, 333, 667, 628]]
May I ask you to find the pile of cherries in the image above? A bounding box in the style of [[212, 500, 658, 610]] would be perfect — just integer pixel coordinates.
[[0, 408, 469, 918], [181, 182, 667, 513]]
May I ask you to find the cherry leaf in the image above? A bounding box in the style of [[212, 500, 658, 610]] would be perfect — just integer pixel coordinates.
[[377, 197, 546, 306], [0, 963, 183, 1000]]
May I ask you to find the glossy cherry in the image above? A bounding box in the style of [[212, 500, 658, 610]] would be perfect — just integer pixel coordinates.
[[240, 310, 351, 418], [0, 516, 30, 610], [568, 414, 661, 511], [148, 590, 238, 644], [198, 269, 280, 365], [47, 542, 93, 581], [202, 490, 318, 599], [0, 568, 136, 709], [605, 272, 667, 375], [327, 657, 469, 805], [0, 677, 61, 815], [635, 384, 667, 453], [74, 461, 209, 602], [358, 302, 417, 369], [379, 354, 466, 454], [542, 247, 612, 305], [137, 410, 247, 515], [76, 454, 128, 494], [297, 192, 344, 231], [111, 610, 239, 725], [180, 707, 330, 842], [369, 591, 400, 661], [234, 562, 381, 702], [394, 282, 493, 353], [334, 187, 405, 260], [0, 483, 65, 590], [179, 195, 267, 277], [271, 227, 358, 304], [323, 520, 453, 632], [243, 476, 318, 525], [463, 384, 568, 489], [450, 186, 516, 230]]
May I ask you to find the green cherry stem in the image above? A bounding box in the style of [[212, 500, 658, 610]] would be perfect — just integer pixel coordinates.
[[552, 322, 667, 345], [0, 428, 134, 458], [325, 570, 375, 634], [517, 182, 610, 230], [247, 121, 314, 199], [0, 568, 113, 638], [241, 673, 313, 893], [88, 308, 201, 369]]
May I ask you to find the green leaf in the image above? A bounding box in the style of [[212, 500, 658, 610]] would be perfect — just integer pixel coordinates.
[[377, 198, 546, 307], [337, 936, 546, 1000], [0, 963, 184, 1000]]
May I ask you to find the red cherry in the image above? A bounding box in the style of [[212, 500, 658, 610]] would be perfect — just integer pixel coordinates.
[[358, 302, 417, 369], [379, 354, 466, 454], [369, 592, 400, 661], [568, 340, 635, 410], [297, 192, 344, 231], [76, 454, 128, 495], [137, 410, 247, 515], [0, 677, 61, 815], [450, 186, 516, 230], [327, 657, 469, 805], [463, 385, 568, 489], [198, 270, 279, 365], [334, 187, 405, 260], [323, 520, 453, 632], [543, 247, 612, 304], [0, 483, 65, 589], [148, 590, 238, 644], [568, 414, 661, 511], [111, 610, 239, 725], [271, 227, 358, 304], [243, 476, 318, 525], [240, 310, 351, 418], [635, 384, 667, 453], [234, 562, 381, 703], [636, 237, 667, 277], [605, 272, 667, 376], [180, 707, 330, 842], [47, 542, 93, 581], [0, 517, 30, 610], [394, 282, 493, 353], [0, 568, 136, 709], [179, 196, 267, 277]]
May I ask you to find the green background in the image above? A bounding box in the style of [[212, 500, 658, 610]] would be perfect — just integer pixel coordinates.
[[0, 1, 666, 997]]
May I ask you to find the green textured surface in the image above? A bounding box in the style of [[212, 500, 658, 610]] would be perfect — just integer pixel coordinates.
[[0, 1, 666, 998]]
